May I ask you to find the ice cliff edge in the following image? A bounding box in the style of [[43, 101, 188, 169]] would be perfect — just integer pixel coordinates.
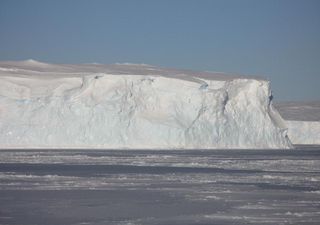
[[0, 60, 292, 149]]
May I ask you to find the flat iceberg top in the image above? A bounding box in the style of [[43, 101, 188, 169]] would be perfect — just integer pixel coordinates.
[[0, 59, 263, 82], [275, 101, 320, 121]]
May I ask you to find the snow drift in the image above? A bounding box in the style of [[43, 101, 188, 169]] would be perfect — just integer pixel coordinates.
[[0, 60, 291, 149]]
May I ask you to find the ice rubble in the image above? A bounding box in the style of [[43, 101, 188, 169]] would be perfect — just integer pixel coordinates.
[[0, 60, 291, 149]]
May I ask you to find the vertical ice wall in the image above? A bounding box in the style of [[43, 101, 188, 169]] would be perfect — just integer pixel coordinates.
[[0, 61, 292, 149]]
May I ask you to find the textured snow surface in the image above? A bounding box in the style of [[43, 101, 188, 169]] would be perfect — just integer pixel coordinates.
[[275, 102, 320, 145], [1, 148, 320, 224], [0, 60, 291, 149]]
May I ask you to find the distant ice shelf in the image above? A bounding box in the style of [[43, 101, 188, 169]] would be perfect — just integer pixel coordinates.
[[0, 60, 291, 149], [275, 102, 320, 145]]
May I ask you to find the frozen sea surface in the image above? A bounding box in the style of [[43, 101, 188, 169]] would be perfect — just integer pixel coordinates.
[[0, 147, 320, 225]]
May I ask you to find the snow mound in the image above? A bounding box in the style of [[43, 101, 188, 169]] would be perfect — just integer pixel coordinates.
[[0, 60, 291, 149]]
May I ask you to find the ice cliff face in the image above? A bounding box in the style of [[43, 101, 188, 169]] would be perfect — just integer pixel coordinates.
[[0, 60, 291, 149]]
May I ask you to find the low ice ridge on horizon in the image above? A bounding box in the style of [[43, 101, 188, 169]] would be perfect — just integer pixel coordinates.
[[275, 102, 320, 145]]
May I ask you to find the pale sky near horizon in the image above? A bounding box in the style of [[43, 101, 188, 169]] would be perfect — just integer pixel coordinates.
[[0, 0, 319, 101]]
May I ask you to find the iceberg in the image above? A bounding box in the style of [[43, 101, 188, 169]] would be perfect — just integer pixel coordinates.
[[0, 60, 291, 149], [275, 102, 320, 145]]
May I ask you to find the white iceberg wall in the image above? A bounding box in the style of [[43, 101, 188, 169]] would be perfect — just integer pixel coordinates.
[[285, 121, 320, 145], [0, 69, 291, 149], [274, 101, 320, 145]]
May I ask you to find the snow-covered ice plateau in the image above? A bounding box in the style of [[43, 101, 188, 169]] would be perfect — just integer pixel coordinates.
[[0, 60, 291, 149]]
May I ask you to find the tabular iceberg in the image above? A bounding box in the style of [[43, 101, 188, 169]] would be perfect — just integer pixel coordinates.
[[275, 102, 320, 145], [0, 60, 291, 149]]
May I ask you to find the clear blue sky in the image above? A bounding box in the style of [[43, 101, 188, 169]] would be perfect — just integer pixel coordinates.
[[0, 0, 319, 101]]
